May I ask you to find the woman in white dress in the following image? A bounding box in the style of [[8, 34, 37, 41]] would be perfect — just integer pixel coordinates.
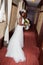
[[5, 10, 26, 63]]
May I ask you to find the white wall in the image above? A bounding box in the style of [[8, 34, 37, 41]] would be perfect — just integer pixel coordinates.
[[8, 0, 12, 24]]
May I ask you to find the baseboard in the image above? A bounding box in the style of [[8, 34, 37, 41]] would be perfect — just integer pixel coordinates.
[[0, 37, 4, 49]]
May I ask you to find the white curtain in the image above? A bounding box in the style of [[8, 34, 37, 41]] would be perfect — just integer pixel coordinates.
[[0, 0, 6, 22], [4, 0, 12, 44]]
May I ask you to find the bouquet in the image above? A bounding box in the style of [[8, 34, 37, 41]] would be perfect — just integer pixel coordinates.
[[24, 19, 30, 30]]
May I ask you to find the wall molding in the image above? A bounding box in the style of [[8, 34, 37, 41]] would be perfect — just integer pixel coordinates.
[[12, 2, 18, 7]]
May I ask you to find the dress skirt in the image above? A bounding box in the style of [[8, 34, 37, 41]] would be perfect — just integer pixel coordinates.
[[5, 25, 26, 63]]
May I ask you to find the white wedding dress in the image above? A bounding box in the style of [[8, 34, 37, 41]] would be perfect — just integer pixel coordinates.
[[5, 18, 26, 63]]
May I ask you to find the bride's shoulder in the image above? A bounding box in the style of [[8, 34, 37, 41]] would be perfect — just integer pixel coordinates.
[[19, 17, 22, 22]]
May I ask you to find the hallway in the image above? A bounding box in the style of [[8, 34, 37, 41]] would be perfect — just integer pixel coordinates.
[[0, 0, 43, 65]]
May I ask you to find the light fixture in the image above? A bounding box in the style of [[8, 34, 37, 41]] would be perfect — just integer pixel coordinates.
[[32, 0, 35, 2]]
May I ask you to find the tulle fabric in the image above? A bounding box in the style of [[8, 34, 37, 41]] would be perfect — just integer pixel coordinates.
[[5, 25, 26, 63]]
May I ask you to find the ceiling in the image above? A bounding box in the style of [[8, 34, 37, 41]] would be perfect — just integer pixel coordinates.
[[25, 0, 41, 7], [26, 0, 41, 3], [12, 0, 42, 7]]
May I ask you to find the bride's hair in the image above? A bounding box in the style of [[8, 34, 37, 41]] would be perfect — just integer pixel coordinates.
[[19, 11, 24, 16]]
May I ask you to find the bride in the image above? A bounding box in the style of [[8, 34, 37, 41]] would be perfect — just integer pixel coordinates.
[[5, 9, 26, 63]]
